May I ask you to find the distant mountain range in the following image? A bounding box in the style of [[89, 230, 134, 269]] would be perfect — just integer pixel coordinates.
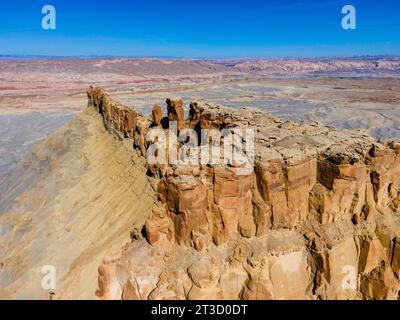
[[1, 54, 399, 60]]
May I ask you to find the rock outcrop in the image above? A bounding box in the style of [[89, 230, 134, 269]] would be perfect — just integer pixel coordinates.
[[151, 104, 163, 126], [87, 86, 137, 139], [87, 87, 400, 300], [166, 98, 185, 130]]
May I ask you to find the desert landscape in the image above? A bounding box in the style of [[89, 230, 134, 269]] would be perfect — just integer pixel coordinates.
[[1, 57, 400, 175], [1, 57, 400, 299]]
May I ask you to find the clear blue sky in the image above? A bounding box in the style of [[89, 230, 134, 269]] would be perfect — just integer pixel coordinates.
[[0, 0, 399, 58]]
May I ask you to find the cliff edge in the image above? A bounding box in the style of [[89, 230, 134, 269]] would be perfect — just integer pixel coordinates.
[[87, 86, 400, 300]]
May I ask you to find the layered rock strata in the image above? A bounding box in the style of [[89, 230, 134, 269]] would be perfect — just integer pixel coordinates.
[[87, 87, 400, 300]]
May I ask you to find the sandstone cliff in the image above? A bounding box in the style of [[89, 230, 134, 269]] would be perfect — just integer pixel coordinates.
[[87, 87, 400, 300]]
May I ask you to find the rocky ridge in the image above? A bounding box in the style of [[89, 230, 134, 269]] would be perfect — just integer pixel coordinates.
[[0, 103, 156, 299], [87, 86, 400, 300]]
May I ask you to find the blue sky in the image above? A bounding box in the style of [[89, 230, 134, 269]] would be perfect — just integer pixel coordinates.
[[0, 0, 399, 58]]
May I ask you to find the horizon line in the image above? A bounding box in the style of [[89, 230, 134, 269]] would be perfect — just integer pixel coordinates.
[[1, 54, 400, 61]]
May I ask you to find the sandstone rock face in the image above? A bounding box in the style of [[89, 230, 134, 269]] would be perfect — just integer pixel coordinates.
[[166, 98, 185, 130], [151, 104, 163, 126], [95, 256, 122, 300], [87, 86, 138, 139], [87, 86, 151, 156], [88, 87, 400, 300]]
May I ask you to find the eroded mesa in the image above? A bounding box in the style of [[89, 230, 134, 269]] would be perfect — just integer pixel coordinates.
[[87, 86, 400, 300]]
